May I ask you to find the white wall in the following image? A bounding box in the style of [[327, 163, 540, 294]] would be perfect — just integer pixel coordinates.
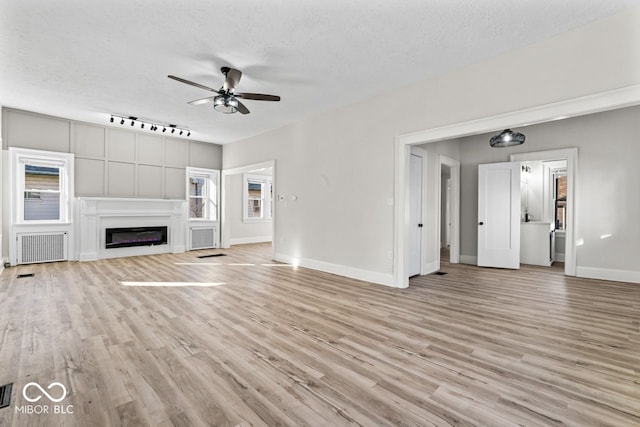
[[522, 161, 544, 222], [229, 172, 273, 245], [458, 105, 640, 278], [223, 8, 640, 285]]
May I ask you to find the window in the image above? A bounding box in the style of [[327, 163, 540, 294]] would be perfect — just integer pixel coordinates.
[[243, 174, 272, 221], [10, 148, 73, 224], [24, 164, 62, 220], [187, 168, 219, 221], [554, 171, 567, 231]]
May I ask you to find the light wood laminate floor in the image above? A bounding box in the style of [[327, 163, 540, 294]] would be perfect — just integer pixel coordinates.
[[1, 243, 639, 426]]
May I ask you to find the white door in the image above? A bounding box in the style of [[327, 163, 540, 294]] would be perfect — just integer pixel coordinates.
[[477, 161, 521, 269], [408, 154, 423, 277], [445, 178, 451, 247]]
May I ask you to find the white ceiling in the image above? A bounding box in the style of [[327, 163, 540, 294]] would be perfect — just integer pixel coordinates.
[[1, 1, 638, 144]]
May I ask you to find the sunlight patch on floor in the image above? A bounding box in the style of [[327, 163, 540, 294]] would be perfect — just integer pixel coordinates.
[[121, 281, 226, 287]]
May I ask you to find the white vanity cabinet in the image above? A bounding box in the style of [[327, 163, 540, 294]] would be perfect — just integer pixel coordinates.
[[520, 221, 555, 266]]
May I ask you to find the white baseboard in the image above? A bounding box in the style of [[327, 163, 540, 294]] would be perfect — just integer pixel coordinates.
[[274, 253, 395, 287], [576, 266, 640, 284], [78, 252, 98, 262], [460, 255, 477, 265], [230, 236, 272, 245]]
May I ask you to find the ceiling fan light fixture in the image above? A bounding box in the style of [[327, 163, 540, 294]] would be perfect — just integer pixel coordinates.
[[213, 95, 238, 114], [489, 129, 525, 148]]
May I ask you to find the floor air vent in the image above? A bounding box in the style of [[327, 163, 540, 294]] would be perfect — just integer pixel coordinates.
[[17, 232, 68, 264], [434, 271, 448, 275], [197, 253, 226, 259], [190, 227, 216, 250], [17, 273, 35, 279], [0, 383, 12, 409]]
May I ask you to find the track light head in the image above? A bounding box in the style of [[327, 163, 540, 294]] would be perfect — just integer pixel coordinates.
[[110, 116, 114, 123], [120, 118, 125, 125], [179, 130, 183, 135], [141, 123, 144, 129], [171, 128, 175, 134], [162, 127, 166, 132], [187, 131, 191, 137]]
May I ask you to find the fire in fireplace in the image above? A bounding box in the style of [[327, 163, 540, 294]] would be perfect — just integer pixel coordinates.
[[105, 226, 168, 249]]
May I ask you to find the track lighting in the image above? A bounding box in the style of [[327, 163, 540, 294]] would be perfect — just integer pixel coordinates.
[[109, 115, 190, 137]]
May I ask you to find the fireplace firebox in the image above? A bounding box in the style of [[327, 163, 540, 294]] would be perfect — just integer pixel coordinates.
[[105, 226, 168, 249]]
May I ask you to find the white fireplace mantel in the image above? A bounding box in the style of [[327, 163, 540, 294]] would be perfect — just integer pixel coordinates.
[[76, 197, 187, 261]]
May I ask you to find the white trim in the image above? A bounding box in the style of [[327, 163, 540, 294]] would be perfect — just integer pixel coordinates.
[[398, 84, 640, 145], [460, 255, 478, 265], [230, 236, 272, 245], [555, 254, 566, 263], [393, 85, 640, 287], [275, 252, 395, 287], [576, 267, 640, 285], [510, 148, 577, 277]]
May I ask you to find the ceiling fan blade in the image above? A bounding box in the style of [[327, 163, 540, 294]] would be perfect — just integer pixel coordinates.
[[168, 75, 220, 92], [223, 68, 242, 91], [188, 96, 216, 105], [235, 92, 281, 102], [236, 100, 250, 115]]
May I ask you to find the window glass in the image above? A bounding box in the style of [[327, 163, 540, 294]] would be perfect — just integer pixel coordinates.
[[189, 176, 207, 219], [24, 164, 61, 221], [247, 181, 264, 218], [555, 174, 567, 231]]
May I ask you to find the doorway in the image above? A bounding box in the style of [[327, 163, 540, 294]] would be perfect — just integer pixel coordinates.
[[511, 149, 576, 276], [437, 155, 460, 268], [221, 160, 276, 258], [408, 153, 423, 277]]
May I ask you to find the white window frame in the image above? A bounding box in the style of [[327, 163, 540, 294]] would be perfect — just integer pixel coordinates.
[[9, 148, 74, 225], [186, 167, 219, 221], [243, 173, 272, 222]]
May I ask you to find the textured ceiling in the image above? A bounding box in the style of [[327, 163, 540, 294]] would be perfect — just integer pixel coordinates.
[[1, 1, 638, 144]]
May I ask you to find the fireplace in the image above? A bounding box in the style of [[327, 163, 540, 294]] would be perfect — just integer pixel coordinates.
[[105, 226, 168, 249]]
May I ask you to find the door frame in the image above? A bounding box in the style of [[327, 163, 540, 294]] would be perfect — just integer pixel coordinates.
[[510, 149, 577, 276], [393, 85, 639, 287], [221, 160, 276, 256], [437, 155, 460, 268]]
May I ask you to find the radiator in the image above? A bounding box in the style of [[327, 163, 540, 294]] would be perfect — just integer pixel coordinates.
[[17, 232, 68, 264], [190, 227, 217, 250]]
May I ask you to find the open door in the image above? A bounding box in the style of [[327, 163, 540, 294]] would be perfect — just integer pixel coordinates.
[[408, 154, 423, 277], [477, 161, 521, 269]]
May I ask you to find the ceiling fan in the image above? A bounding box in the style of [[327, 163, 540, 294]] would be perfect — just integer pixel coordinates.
[[168, 67, 280, 115]]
